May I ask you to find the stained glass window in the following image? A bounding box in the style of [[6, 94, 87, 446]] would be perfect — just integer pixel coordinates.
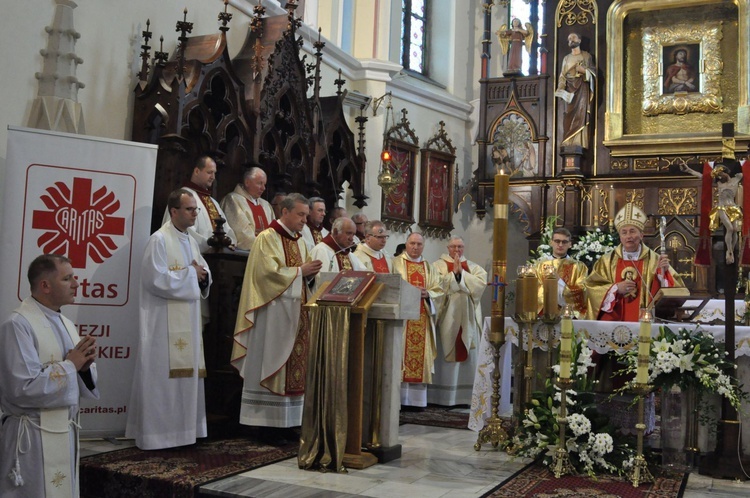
[[401, 0, 428, 75]]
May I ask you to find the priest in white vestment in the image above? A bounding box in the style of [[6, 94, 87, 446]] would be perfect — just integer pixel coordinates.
[[161, 155, 236, 252], [301, 196, 328, 251], [231, 193, 322, 428], [353, 221, 393, 273], [220, 166, 273, 251], [392, 233, 447, 407], [126, 189, 212, 450], [0, 254, 99, 498], [310, 217, 365, 287], [429, 236, 486, 406]]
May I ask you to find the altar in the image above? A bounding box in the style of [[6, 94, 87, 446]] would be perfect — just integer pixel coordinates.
[[470, 316, 750, 452]]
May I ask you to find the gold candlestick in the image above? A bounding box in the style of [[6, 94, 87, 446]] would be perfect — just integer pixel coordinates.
[[629, 383, 655, 486], [552, 376, 576, 478], [476, 171, 510, 451]]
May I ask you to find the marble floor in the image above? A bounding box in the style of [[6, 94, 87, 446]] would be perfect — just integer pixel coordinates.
[[82, 424, 750, 498]]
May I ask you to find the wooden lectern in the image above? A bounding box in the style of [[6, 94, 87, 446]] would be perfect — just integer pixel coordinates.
[[303, 272, 420, 470]]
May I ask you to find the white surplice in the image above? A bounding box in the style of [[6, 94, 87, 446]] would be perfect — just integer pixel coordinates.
[[161, 187, 236, 253], [309, 240, 366, 290], [125, 222, 211, 450], [0, 298, 99, 498], [427, 255, 486, 406], [353, 243, 393, 272], [220, 185, 273, 250]]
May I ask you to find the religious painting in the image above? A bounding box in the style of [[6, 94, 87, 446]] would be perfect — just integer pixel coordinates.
[[662, 44, 701, 95], [380, 143, 417, 233], [642, 21, 723, 116], [418, 122, 456, 238], [486, 111, 538, 179]]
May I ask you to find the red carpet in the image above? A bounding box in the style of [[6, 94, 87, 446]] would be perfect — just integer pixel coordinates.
[[482, 462, 688, 498], [80, 437, 298, 498]]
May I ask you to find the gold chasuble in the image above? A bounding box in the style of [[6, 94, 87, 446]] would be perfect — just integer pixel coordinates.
[[392, 254, 445, 384], [232, 220, 310, 395], [534, 257, 589, 317], [585, 245, 684, 321], [185, 181, 220, 231]]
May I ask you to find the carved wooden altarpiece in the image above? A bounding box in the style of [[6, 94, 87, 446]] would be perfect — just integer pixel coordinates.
[[132, 3, 367, 233]]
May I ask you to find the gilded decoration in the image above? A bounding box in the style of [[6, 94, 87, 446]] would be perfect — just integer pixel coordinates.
[[611, 159, 629, 170], [557, 0, 598, 27], [642, 22, 724, 116], [658, 188, 698, 215], [625, 189, 644, 208], [633, 158, 660, 170], [604, 0, 749, 156]]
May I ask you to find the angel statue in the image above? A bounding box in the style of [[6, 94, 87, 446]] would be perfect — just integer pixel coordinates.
[[496, 18, 534, 76]]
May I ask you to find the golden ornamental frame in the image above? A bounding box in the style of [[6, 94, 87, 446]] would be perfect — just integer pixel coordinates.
[[604, 0, 750, 156], [642, 22, 723, 116]]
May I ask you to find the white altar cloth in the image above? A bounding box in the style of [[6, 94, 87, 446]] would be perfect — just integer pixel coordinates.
[[469, 316, 750, 433]]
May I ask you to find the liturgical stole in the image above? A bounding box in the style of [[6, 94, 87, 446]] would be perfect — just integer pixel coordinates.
[[17, 298, 80, 498], [247, 200, 270, 235], [403, 260, 431, 382]]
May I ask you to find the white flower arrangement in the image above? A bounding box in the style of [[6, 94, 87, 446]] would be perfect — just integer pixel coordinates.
[[570, 228, 618, 266], [530, 219, 618, 268], [616, 326, 746, 409], [513, 333, 637, 476]]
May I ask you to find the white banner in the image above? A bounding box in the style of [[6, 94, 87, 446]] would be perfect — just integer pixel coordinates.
[[1, 126, 156, 437]]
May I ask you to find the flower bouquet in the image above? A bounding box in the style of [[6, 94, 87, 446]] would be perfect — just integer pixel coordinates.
[[615, 326, 745, 409], [513, 330, 638, 476], [570, 228, 618, 269]]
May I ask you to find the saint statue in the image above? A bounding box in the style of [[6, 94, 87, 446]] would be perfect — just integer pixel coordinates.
[[554, 33, 595, 149], [496, 18, 533, 76]]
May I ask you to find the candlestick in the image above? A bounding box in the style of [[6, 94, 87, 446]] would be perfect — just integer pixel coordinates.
[[543, 271, 558, 317], [515, 266, 538, 319], [559, 306, 573, 379], [608, 184, 616, 229], [476, 171, 510, 451], [636, 308, 652, 384]]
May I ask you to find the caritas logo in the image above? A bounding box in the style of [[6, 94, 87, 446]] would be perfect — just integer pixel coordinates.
[[21, 165, 136, 306], [32, 178, 125, 269]]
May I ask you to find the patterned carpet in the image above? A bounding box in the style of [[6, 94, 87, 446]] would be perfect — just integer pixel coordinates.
[[398, 404, 473, 429], [482, 462, 688, 498], [80, 436, 298, 498]]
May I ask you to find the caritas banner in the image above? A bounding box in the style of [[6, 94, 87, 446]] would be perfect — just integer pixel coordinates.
[[1, 126, 156, 437]]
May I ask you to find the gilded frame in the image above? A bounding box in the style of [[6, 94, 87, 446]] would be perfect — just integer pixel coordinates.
[[642, 22, 723, 116], [604, 0, 749, 156]]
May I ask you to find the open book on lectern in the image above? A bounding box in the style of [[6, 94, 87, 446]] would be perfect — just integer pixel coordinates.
[[648, 287, 691, 312]]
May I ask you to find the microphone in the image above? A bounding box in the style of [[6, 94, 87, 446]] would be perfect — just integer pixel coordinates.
[[328, 244, 356, 271]]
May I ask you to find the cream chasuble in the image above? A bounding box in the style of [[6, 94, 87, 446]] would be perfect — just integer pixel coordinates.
[[392, 253, 445, 384], [353, 243, 393, 273], [232, 220, 311, 427]]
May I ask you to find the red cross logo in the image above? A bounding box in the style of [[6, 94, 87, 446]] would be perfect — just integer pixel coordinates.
[[31, 177, 126, 268]]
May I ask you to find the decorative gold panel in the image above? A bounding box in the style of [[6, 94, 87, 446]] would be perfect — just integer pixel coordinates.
[[642, 21, 723, 116], [658, 187, 698, 215], [633, 158, 660, 170], [611, 159, 629, 170], [557, 0, 598, 27], [604, 0, 749, 156], [625, 189, 644, 208]]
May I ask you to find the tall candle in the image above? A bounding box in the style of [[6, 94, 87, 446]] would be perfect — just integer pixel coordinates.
[[490, 171, 509, 344], [636, 310, 652, 384], [559, 309, 573, 379], [609, 184, 616, 228], [543, 274, 558, 317], [515, 271, 538, 318]]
